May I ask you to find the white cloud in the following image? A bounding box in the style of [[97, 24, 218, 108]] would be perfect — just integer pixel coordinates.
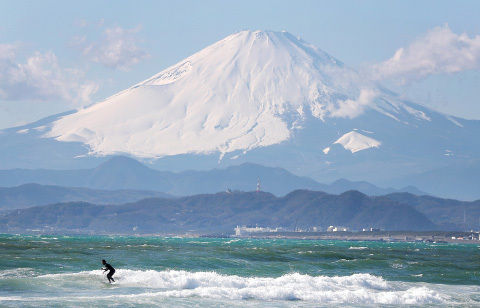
[[329, 89, 378, 119], [0, 44, 98, 104], [372, 25, 480, 83], [75, 25, 148, 70]]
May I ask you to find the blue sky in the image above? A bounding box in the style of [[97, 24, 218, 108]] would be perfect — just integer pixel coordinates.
[[0, 0, 479, 128]]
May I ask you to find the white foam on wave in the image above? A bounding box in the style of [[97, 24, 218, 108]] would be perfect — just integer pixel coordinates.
[[349, 246, 368, 250], [0, 268, 35, 278], [34, 270, 447, 305]]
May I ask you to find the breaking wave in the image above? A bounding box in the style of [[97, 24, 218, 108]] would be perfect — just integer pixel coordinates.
[[35, 269, 448, 305]]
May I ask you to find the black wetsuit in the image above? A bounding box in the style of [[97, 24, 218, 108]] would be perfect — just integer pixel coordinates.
[[103, 263, 115, 283]]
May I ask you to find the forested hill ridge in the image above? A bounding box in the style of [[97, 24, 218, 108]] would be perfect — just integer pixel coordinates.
[[385, 193, 480, 231], [0, 190, 438, 234]]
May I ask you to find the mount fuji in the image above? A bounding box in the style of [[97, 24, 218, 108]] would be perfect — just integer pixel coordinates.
[[1, 30, 479, 198]]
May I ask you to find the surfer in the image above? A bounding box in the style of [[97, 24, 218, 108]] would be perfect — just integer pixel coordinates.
[[102, 259, 115, 283]]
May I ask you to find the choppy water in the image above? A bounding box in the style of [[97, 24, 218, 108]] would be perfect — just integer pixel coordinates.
[[0, 234, 479, 307]]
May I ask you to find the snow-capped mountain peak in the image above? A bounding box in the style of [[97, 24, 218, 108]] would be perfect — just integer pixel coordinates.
[[1, 30, 479, 199], [46, 30, 440, 159]]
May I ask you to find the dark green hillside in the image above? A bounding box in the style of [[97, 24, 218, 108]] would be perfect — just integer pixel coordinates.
[[0, 190, 436, 234]]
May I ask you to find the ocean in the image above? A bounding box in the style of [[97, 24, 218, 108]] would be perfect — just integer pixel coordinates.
[[0, 234, 479, 307]]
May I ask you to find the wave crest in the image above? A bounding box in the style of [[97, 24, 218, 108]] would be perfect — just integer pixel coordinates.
[[36, 270, 446, 304]]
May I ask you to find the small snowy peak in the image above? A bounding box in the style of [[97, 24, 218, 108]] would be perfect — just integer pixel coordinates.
[[333, 131, 381, 153]]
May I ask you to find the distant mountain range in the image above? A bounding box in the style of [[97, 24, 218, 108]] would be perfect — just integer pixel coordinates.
[[390, 159, 480, 200], [0, 156, 426, 198], [0, 190, 437, 234], [385, 193, 480, 231], [1, 179, 478, 233], [0, 183, 171, 211]]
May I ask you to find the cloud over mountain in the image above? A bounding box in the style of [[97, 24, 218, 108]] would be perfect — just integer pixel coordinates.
[[73, 25, 149, 70], [372, 25, 480, 83], [328, 88, 378, 119], [0, 44, 98, 104]]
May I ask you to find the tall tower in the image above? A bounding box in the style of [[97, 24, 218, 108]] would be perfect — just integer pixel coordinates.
[[256, 177, 261, 192]]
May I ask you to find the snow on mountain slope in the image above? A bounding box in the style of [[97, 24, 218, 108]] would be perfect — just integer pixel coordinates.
[[46, 30, 429, 159], [330, 131, 381, 153], [2, 29, 480, 198]]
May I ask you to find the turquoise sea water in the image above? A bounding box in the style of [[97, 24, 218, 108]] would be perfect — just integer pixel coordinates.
[[0, 234, 479, 307]]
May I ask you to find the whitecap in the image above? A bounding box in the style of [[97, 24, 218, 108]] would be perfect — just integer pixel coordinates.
[[0, 268, 35, 278], [32, 270, 448, 305]]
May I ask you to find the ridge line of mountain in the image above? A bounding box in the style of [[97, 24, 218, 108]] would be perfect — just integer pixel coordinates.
[[2, 185, 479, 233], [0, 156, 428, 199], [0, 189, 439, 233]]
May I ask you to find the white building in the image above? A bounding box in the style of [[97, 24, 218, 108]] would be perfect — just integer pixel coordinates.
[[327, 226, 348, 232]]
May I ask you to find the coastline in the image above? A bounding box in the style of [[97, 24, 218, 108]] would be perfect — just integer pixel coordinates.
[[3, 230, 480, 244], [230, 231, 480, 244]]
